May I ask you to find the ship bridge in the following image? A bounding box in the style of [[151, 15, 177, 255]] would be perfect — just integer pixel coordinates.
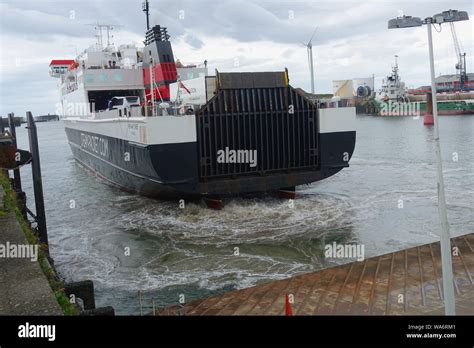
[[52, 44, 145, 116], [49, 60, 75, 77]]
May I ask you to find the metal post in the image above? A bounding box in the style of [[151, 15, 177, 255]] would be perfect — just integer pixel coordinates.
[[26, 112, 49, 250], [8, 113, 22, 192], [149, 59, 155, 115], [426, 20, 455, 315], [143, 0, 150, 31], [309, 45, 315, 94], [0, 118, 7, 179]]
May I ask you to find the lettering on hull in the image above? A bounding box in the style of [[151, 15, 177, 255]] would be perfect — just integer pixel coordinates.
[[80, 133, 109, 157]]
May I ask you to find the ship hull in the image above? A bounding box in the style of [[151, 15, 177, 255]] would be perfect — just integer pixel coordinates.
[[65, 126, 200, 198], [64, 119, 356, 198]]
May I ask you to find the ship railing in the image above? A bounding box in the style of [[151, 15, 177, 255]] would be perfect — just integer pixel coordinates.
[[92, 107, 144, 120]]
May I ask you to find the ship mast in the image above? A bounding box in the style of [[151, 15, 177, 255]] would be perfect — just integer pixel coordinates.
[[142, 0, 150, 30], [87, 23, 121, 50], [393, 55, 399, 83]]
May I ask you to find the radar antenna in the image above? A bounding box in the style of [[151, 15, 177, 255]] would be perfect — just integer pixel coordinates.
[[86, 23, 123, 49], [142, 0, 150, 30]]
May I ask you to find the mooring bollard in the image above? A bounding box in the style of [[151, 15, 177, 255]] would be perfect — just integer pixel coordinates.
[[423, 92, 434, 126], [64, 280, 96, 310]]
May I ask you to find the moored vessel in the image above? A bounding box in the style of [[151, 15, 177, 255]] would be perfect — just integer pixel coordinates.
[[374, 56, 474, 116]]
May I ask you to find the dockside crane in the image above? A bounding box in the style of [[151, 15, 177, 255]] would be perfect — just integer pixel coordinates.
[[449, 22, 468, 90]]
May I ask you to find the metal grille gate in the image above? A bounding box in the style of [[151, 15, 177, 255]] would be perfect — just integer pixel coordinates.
[[196, 75, 319, 180]]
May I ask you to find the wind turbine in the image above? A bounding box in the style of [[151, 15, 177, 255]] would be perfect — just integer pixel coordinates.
[[303, 27, 318, 94]]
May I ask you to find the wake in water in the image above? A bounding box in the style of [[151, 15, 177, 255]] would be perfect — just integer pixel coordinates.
[[54, 191, 358, 300]]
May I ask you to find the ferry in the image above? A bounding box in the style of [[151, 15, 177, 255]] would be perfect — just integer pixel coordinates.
[[49, 1, 356, 199]]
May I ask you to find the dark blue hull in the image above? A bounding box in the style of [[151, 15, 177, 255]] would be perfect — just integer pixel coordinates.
[[65, 127, 355, 198]]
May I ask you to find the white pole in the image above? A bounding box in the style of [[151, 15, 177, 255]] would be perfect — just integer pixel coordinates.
[[426, 19, 456, 315], [309, 45, 315, 94], [149, 59, 155, 116]]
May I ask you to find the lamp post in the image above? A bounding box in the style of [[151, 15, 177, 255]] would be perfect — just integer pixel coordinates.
[[388, 9, 469, 315]]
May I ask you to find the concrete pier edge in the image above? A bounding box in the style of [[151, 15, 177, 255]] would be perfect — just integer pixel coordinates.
[[0, 173, 75, 315]]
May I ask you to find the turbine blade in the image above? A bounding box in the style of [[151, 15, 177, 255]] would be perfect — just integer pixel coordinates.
[[309, 26, 318, 44]]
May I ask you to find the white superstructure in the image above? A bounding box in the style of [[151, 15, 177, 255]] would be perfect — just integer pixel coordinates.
[[378, 55, 408, 102]]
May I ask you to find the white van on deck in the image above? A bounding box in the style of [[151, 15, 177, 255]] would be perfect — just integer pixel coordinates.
[[108, 96, 141, 117]]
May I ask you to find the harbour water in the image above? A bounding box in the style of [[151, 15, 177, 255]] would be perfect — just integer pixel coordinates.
[[14, 115, 474, 314]]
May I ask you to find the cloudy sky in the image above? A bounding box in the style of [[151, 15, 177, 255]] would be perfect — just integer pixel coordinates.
[[0, 0, 472, 116]]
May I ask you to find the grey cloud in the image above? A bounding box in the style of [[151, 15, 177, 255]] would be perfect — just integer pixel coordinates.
[[2, 0, 472, 46], [148, 0, 472, 46], [183, 33, 204, 49], [0, 64, 58, 116], [1, 3, 96, 39]]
